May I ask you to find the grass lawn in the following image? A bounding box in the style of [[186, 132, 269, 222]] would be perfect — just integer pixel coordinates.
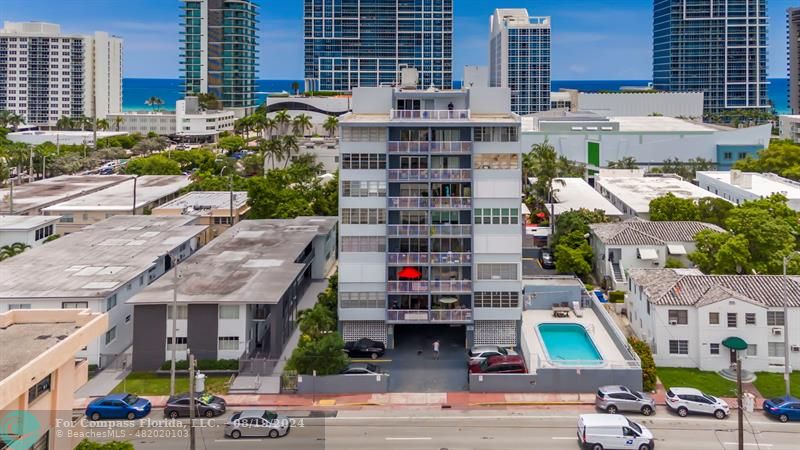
[[753, 372, 800, 399], [111, 372, 231, 396], [657, 367, 737, 398]]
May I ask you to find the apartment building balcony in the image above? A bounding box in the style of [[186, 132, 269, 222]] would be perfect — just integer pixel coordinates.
[[387, 224, 429, 237], [388, 169, 429, 181], [430, 280, 472, 293], [390, 109, 470, 120], [431, 252, 472, 265], [386, 309, 430, 322], [386, 309, 473, 323], [430, 169, 471, 181], [387, 253, 430, 265], [387, 141, 472, 154], [430, 197, 472, 209], [388, 197, 429, 209], [430, 309, 473, 323], [431, 224, 472, 236], [387, 281, 429, 293]]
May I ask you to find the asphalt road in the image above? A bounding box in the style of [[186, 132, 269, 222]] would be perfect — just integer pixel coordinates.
[[80, 406, 800, 450]]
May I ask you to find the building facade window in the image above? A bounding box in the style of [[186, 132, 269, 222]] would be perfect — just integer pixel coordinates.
[[104, 326, 117, 345], [709, 312, 719, 325], [476, 264, 518, 281], [669, 340, 689, 355], [167, 304, 188, 320], [473, 127, 518, 142], [218, 336, 239, 350], [218, 305, 240, 320], [62, 301, 89, 309], [768, 342, 785, 358], [339, 292, 385, 308], [35, 224, 54, 241], [341, 127, 386, 142], [474, 208, 519, 225], [745, 313, 756, 325], [213, 217, 232, 225], [166, 337, 188, 350], [473, 153, 519, 169], [727, 312, 737, 328], [8, 304, 32, 310], [27, 374, 51, 404], [710, 343, 720, 355], [106, 294, 117, 311], [668, 310, 688, 325], [767, 311, 785, 326], [342, 181, 387, 197], [341, 153, 386, 170], [341, 236, 386, 252], [341, 208, 386, 225], [746, 344, 757, 357], [474, 291, 520, 308]]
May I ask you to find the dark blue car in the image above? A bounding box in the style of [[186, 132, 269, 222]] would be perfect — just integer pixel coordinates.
[[86, 393, 151, 421], [763, 396, 800, 422]]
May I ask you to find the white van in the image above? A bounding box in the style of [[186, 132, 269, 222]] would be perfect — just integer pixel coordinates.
[[577, 414, 654, 450]]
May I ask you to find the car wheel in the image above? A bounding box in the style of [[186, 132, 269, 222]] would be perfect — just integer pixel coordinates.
[[204, 410, 214, 418], [168, 410, 179, 419], [126, 412, 136, 420], [606, 405, 618, 414], [677, 407, 689, 417], [779, 414, 789, 423], [230, 430, 241, 440], [90, 412, 101, 421], [638, 444, 651, 450], [641, 405, 653, 416], [269, 429, 279, 438], [371, 352, 378, 360], [591, 444, 604, 450], [714, 409, 726, 420]]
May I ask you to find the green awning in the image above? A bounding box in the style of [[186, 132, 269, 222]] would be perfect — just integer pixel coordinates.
[[722, 337, 748, 351]]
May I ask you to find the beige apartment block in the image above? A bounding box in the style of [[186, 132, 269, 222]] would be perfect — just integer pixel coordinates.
[[152, 191, 249, 244]]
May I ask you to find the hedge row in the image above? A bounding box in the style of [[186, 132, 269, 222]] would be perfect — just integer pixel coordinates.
[[159, 359, 239, 371], [628, 337, 657, 392]]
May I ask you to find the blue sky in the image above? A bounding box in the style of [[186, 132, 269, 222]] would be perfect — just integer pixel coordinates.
[[0, 0, 793, 80]]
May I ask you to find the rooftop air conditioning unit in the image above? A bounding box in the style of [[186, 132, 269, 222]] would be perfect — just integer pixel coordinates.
[[772, 327, 783, 336], [669, 320, 678, 326]]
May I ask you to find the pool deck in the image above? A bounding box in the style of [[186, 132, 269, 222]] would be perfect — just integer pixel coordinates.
[[521, 309, 626, 371]]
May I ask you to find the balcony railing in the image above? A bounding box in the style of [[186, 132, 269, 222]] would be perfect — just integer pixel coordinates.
[[431, 252, 472, 264], [388, 169, 429, 181], [387, 253, 430, 265], [430, 280, 473, 292], [391, 109, 471, 120], [387, 281, 429, 293], [387, 309, 430, 322], [430, 309, 473, 322], [430, 197, 472, 209], [387, 224, 428, 236], [388, 197, 429, 209], [387, 141, 473, 154], [430, 169, 472, 181], [431, 224, 472, 236]]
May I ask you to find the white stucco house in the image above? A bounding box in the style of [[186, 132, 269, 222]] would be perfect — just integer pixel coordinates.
[[627, 268, 800, 373], [590, 221, 724, 291]]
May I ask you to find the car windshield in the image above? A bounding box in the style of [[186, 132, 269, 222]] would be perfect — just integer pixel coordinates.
[[627, 418, 642, 434], [230, 412, 241, 421], [702, 394, 717, 403], [263, 411, 278, 421], [666, 389, 675, 397], [366, 364, 378, 373], [123, 394, 139, 405], [632, 391, 643, 399], [479, 359, 490, 370], [498, 347, 508, 355], [770, 398, 786, 405], [200, 394, 214, 404]]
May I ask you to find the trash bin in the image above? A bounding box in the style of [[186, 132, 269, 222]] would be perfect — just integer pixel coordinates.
[[195, 372, 206, 393], [743, 392, 755, 413]]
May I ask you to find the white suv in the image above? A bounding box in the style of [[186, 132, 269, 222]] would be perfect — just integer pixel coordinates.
[[666, 387, 730, 419]]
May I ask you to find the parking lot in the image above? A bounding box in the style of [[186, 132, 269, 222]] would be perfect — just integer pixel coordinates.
[[523, 247, 557, 278]]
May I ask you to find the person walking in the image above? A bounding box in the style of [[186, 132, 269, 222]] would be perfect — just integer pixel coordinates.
[[433, 339, 440, 360]]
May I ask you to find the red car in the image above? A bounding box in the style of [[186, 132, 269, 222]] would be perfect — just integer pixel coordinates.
[[468, 355, 527, 374]]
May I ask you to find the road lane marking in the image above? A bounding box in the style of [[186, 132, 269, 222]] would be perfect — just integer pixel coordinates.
[[213, 439, 263, 443], [551, 437, 576, 440], [385, 437, 432, 441], [722, 444, 773, 448], [327, 415, 781, 426]]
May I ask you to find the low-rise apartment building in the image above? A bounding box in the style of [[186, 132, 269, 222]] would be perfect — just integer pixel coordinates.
[[152, 191, 250, 244], [697, 170, 800, 210], [107, 98, 236, 139], [590, 221, 723, 291], [128, 217, 337, 371], [627, 268, 800, 373], [0, 309, 108, 450], [0, 215, 206, 366], [0, 215, 60, 247], [544, 177, 623, 219], [42, 175, 191, 234], [0, 175, 129, 215]]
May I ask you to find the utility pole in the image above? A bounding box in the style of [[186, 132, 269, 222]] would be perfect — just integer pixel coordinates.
[[131, 176, 138, 215], [737, 357, 744, 450], [783, 257, 792, 397], [8, 178, 13, 214], [28, 146, 33, 182], [228, 174, 234, 227], [92, 91, 98, 152], [188, 352, 197, 450], [169, 257, 179, 397]]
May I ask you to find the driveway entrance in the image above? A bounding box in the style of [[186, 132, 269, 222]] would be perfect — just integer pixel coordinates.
[[385, 324, 468, 392]]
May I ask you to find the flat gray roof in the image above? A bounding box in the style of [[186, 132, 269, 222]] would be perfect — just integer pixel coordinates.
[[545, 178, 623, 217], [42, 176, 191, 213], [0, 215, 60, 231], [128, 217, 337, 306], [596, 176, 723, 213], [154, 191, 249, 216], [0, 215, 207, 300], [0, 175, 130, 214], [0, 321, 80, 380]]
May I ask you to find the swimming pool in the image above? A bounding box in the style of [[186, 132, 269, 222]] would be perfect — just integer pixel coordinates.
[[536, 323, 604, 366]]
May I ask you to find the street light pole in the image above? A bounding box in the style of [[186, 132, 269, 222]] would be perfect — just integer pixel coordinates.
[[783, 256, 792, 398], [220, 166, 234, 227], [169, 254, 179, 397]]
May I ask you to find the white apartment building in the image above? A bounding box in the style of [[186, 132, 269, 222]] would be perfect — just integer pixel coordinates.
[[697, 170, 800, 210], [779, 115, 800, 143], [338, 85, 523, 349], [0, 215, 60, 247], [557, 90, 704, 118], [627, 268, 800, 373], [106, 97, 235, 138], [0, 21, 122, 126]]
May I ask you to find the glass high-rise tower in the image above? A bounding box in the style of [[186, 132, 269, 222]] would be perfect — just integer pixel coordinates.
[[653, 0, 768, 113], [303, 0, 453, 92], [181, 0, 258, 115]]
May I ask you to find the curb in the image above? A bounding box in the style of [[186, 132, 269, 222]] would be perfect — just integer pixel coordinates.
[[470, 401, 591, 407]]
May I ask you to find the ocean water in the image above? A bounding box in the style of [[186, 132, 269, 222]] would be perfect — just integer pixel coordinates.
[[122, 78, 791, 114]]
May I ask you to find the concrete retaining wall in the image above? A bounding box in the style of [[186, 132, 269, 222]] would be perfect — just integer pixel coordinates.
[[296, 374, 390, 394], [469, 366, 642, 393]]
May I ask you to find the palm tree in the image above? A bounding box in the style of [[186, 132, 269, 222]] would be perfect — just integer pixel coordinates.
[[323, 115, 339, 138], [56, 116, 74, 131], [95, 119, 110, 131], [273, 110, 291, 136], [0, 110, 24, 130], [281, 135, 299, 168], [291, 114, 313, 137], [262, 138, 285, 170], [607, 156, 639, 170], [234, 116, 253, 137], [263, 116, 277, 140], [112, 116, 124, 131], [145, 96, 165, 111], [0, 243, 30, 261], [291, 81, 300, 95]]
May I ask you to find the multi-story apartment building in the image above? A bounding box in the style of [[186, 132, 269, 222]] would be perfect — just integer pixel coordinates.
[[303, 0, 453, 92], [653, 0, 768, 113], [0, 21, 122, 127], [338, 85, 523, 349], [180, 0, 258, 117], [489, 9, 551, 115], [789, 7, 800, 114]]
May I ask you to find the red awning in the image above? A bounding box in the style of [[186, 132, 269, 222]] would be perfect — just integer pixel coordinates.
[[398, 267, 422, 280]]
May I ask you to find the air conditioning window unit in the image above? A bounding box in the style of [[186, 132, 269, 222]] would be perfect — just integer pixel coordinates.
[[792, 345, 800, 352], [772, 327, 782, 335], [669, 320, 678, 325]]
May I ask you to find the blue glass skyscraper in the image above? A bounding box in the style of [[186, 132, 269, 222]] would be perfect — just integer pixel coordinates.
[[304, 0, 453, 91], [653, 0, 768, 113]]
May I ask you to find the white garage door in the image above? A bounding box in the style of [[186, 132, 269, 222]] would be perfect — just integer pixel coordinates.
[[342, 320, 387, 344], [474, 320, 517, 346]]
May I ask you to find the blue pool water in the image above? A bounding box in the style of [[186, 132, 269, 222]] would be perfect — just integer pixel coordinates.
[[537, 323, 603, 366]]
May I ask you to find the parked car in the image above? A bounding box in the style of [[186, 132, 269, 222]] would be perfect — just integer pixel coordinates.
[[577, 413, 654, 450], [344, 338, 386, 359], [341, 363, 383, 375], [468, 355, 527, 374], [467, 345, 518, 364], [596, 385, 656, 416], [665, 387, 729, 419], [539, 249, 555, 269], [164, 393, 227, 418], [224, 409, 290, 439], [763, 396, 800, 422], [86, 393, 151, 421]]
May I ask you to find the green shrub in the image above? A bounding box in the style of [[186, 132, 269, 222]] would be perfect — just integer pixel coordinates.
[[159, 359, 239, 371], [628, 337, 657, 392], [664, 258, 685, 268], [608, 291, 626, 303]]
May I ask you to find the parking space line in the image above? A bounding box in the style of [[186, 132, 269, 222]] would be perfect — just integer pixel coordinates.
[[385, 437, 432, 441], [351, 359, 392, 363]]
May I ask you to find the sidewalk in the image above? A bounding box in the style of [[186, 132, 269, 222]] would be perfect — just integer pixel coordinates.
[[75, 367, 131, 398]]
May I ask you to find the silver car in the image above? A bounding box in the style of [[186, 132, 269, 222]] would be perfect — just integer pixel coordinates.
[[467, 345, 518, 363], [224, 410, 290, 439], [596, 385, 656, 416], [666, 387, 730, 419]]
